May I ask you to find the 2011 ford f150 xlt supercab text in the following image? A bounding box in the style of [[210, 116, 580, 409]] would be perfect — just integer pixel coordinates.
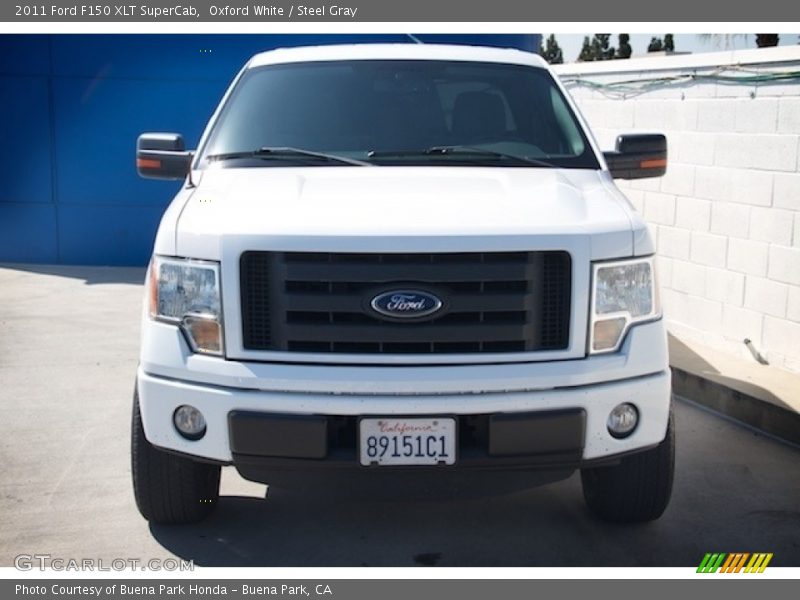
[[132, 44, 674, 524]]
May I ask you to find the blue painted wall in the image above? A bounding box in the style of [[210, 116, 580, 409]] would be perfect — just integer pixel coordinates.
[[0, 34, 540, 265]]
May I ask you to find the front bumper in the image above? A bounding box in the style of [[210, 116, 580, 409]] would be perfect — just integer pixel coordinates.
[[137, 333, 670, 470]]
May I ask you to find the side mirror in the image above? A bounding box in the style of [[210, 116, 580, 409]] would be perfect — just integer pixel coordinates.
[[603, 133, 667, 180], [136, 133, 192, 180]]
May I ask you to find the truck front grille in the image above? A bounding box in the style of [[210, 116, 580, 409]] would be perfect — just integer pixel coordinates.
[[240, 251, 571, 354]]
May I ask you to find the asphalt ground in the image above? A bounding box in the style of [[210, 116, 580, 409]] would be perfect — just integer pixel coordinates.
[[1, 264, 799, 567]]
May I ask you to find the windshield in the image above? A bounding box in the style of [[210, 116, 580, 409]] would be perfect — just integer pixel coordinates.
[[198, 60, 600, 169]]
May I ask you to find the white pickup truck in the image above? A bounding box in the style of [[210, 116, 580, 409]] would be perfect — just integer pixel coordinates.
[[132, 43, 673, 525]]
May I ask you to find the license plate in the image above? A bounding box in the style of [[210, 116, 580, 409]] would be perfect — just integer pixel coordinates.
[[359, 418, 456, 466]]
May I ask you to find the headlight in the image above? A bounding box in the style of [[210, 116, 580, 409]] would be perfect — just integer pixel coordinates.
[[589, 256, 660, 354], [148, 256, 223, 355]]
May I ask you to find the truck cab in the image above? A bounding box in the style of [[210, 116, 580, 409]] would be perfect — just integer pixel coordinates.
[[132, 44, 673, 524]]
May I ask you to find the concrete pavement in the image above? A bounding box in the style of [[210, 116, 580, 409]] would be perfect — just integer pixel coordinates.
[[670, 334, 800, 446], [1, 264, 799, 567]]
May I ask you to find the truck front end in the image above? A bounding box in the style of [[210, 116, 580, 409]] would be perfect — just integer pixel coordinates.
[[132, 44, 673, 525]]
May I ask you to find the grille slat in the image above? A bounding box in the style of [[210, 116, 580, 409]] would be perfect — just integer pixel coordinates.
[[240, 251, 571, 355], [282, 291, 535, 312], [281, 261, 534, 283], [281, 323, 536, 344]]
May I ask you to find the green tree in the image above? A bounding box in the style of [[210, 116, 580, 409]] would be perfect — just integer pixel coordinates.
[[647, 37, 664, 52], [593, 34, 615, 60], [578, 36, 593, 61], [579, 34, 615, 61], [616, 33, 632, 58], [664, 34, 675, 52], [540, 34, 564, 64]]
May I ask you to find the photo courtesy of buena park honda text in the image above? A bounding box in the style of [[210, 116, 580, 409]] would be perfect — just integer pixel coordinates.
[[0, 0, 798, 595]]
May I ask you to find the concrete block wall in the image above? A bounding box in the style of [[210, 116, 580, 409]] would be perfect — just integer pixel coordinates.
[[555, 46, 800, 373]]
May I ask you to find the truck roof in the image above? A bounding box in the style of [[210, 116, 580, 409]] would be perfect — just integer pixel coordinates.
[[247, 43, 549, 70]]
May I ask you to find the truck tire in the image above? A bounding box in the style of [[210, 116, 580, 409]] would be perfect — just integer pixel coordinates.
[[580, 408, 675, 523], [131, 389, 220, 524]]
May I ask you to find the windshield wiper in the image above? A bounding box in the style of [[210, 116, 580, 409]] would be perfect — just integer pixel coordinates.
[[367, 145, 557, 168], [206, 147, 371, 166]]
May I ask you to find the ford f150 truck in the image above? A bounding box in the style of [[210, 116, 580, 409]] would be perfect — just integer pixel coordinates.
[[132, 43, 674, 525]]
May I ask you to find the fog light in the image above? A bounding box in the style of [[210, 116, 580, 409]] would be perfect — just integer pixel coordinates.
[[173, 405, 206, 440], [607, 403, 638, 438]]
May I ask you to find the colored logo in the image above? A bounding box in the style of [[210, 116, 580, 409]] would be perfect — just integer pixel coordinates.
[[370, 290, 443, 320], [697, 553, 773, 573]]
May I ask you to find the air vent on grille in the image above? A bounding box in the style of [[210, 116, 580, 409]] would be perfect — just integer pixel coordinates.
[[240, 251, 571, 354]]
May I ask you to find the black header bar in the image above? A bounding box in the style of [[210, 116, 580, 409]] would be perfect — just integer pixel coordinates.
[[2, 0, 792, 22]]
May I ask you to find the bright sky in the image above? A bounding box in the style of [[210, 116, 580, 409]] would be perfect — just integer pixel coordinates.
[[547, 33, 800, 63]]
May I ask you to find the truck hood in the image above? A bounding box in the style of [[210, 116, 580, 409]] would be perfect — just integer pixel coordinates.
[[172, 167, 642, 260]]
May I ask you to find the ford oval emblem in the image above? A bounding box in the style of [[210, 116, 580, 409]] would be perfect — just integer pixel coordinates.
[[370, 290, 443, 319]]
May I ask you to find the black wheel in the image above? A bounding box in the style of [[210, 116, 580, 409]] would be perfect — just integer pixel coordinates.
[[131, 388, 220, 524], [581, 408, 675, 523]]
